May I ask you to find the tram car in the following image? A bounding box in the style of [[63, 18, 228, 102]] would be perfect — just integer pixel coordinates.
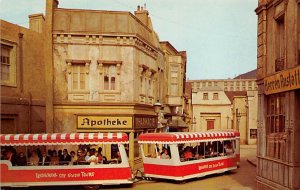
[[138, 131, 240, 181]]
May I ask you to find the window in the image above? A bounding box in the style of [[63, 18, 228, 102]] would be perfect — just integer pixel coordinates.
[[170, 66, 178, 95], [1, 42, 16, 86], [104, 65, 116, 91], [203, 93, 208, 100], [208, 82, 212, 86], [275, 15, 285, 72], [213, 93, 219, 100], [266, 93, 286, 160], [1, 44, 11, 81], [72, 65, 86, 91]]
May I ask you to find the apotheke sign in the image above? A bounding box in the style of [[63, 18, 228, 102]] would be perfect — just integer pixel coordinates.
[[78, 116, 132, 129]]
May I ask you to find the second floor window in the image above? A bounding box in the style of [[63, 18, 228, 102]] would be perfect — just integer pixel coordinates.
[[1, 44, 11, 81], [213, 93, 219, 100], [104, 65, 116, 90], [72, 65, 86, 91], [203, 93, 208, 100]]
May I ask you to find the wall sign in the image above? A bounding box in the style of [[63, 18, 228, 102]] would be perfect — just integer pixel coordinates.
[[264, 66, 300, 95], [134, 116, 157, 129], [77, 116, 132, 129]]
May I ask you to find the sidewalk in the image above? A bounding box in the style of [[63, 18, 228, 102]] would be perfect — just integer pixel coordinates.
[[240, 144, 257, 167]]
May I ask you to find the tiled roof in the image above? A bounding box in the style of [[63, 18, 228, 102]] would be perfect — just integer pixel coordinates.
[[234, 69, 257, 79]]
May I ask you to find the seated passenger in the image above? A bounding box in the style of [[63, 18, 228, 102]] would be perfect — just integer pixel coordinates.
[[87, 148, 98, 165], [16, 152, 27, 166], [161, 147, 170, 159], [5, 149, 17, 166], [59, 149, 71, 165], [183, 147, 193, 160], [29, 150, 39, 166], [50, 150, 59, 165], [39, 150, 51, 166], [75, 149, 86, 165], [70, 151, 77, 165]]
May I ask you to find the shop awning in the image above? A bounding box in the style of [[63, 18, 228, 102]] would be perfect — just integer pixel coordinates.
[[138, 131, 240, 144], [0, 133, 128, 146]]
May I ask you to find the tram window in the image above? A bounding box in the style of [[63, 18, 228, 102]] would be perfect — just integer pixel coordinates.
[[143, 144, 171, 159], [224, 140, 235, 155]]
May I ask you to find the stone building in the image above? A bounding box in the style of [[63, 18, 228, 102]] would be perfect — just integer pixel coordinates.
[[0, 16, 46, 134], [188, 74, 258, 145], [46, 0, 186, 169], [255, 0, 300, 189]]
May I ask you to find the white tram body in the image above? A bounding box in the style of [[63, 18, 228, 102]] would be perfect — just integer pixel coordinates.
[[138, 131, 240, 181]]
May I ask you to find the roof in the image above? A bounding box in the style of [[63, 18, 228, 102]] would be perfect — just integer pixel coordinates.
[[138, 131, 240, 144], [0, 133, 128, 146], [224, 91, 247, 103], [234, 69, 257, 79]]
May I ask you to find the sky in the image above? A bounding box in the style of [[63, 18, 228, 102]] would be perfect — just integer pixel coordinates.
[[0, 0, 258, 80]]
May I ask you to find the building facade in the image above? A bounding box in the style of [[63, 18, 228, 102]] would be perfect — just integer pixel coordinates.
[[189, 77, 258, 145], [1, 16, 46, 135], [256, 0, 300, 189], [45, 0, 186, 169]]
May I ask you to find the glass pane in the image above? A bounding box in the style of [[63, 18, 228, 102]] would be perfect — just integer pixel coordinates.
[[111, 77, 115, 90], [104, 76, 109, 90]]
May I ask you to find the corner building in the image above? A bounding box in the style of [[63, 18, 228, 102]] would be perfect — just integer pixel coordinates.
[[43, 0, 187, 169], [256, 0, 300, 189]]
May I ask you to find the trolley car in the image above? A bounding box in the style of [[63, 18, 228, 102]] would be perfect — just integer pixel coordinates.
[[0, 133, 132, 187], [138, 131, 240, 181]]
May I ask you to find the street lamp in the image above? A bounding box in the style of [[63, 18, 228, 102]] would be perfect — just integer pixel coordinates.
[[154, 101, 162, 114], [192, 116, 196, 132], [236, 108, 241, 131]]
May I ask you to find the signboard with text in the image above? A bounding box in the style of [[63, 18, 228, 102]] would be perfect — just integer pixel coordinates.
[[264, 66, 300, 95], [77, 116, 132, 129]]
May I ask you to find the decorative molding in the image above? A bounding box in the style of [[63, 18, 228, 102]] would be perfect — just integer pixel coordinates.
[[97, 60, 122, 75], [53, 33, 159, 59], [65, 59, 91, 74]]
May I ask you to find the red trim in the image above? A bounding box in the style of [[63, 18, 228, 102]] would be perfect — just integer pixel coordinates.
[[139, 131, 240, 143], [0, 133, 128, 146], [143, 158, 237, 177], [1, 163, 131, 184]]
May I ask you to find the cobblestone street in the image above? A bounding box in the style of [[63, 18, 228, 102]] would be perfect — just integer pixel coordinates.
[[102, 145, 257, 190]]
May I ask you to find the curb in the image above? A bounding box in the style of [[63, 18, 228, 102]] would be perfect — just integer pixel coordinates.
[[247, 158, 257, 167]]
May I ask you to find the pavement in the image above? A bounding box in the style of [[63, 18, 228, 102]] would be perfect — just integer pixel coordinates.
[[240, 144, 257, 167]]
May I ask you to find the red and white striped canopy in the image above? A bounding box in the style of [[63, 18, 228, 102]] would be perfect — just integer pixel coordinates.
[[138, 131, 240, 144], [0, 133, 128, 146]]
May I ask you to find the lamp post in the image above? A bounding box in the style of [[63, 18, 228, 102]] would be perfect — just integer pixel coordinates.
[[154, 101, 162, 131], [226, 115, 229, 129], [236, 108, 241, 131], [192, 116, 196, 132]]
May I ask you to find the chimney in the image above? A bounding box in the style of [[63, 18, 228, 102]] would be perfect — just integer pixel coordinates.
[[134, 4, 149, 26], [29, 13, 45, 33]]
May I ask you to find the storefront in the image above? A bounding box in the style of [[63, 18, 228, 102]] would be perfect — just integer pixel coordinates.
[[53, 103, 157, 170]]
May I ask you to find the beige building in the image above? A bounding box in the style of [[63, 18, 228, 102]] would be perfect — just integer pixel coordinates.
[[189, 75, 258, 145], [255, 0, 300, 189], [0, 0, 187, 170], [1, 16, 46, 135]]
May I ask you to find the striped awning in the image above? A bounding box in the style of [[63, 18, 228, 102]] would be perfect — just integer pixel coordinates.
[[138, 131, 240, 144], [0, 133, 128, 146]]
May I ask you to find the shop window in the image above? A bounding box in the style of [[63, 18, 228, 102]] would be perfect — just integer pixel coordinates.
[[203, 93, 208, 100], [250, 129, 257, 139], [1, 41, 16, 86], [266, 93, 286, 160]]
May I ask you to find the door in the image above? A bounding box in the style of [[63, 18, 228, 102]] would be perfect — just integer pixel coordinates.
[[207, 120, 214, 130]]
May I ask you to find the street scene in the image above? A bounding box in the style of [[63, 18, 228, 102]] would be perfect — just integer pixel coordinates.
[[1, 0, 300, 190]]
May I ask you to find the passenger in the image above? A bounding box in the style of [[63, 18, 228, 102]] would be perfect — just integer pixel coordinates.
[[16, 152, 27, 166], [183, 146, 193, 160], [161, 147, 170, 159], [75, 149, 86, 165], [87, 148, 98, 165], [29, 150, 39, 166], [59, 149, 71, 165], [70, 151, 77, 165], [5, 149, 17, 166], [97, 147, 103, 163], [50, 150, 59, 165], [39, 150, 51, 166]]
